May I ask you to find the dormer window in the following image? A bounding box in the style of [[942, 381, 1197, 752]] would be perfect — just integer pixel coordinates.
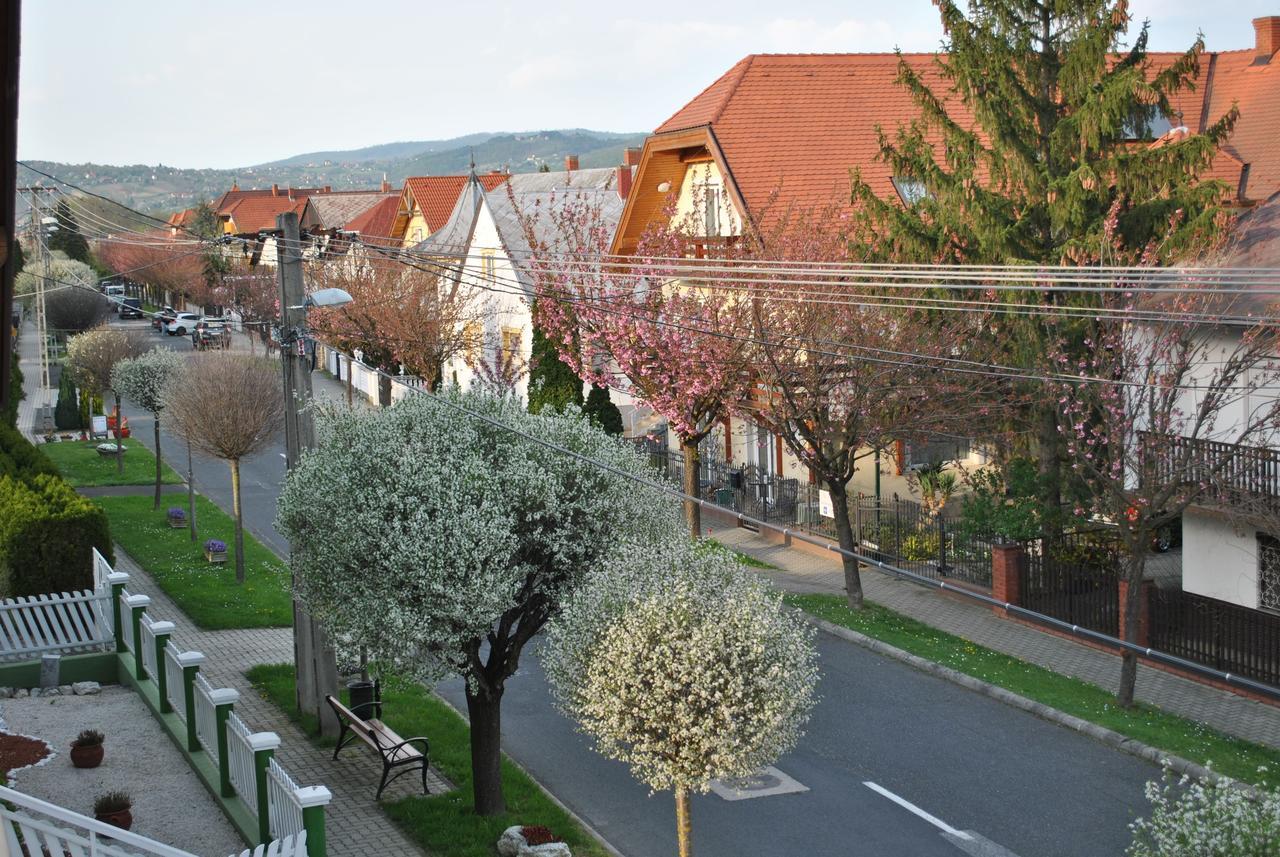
[[1121, 111, 1173, 141], [892, 177, 928, 206]]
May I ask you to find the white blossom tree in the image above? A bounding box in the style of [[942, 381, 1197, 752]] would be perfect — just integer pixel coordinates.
[[66, 326, 146, 473], [543, 541, 819, 857], [275, 390, 685, 816], [113, 348, 185, 509], [1128, 770, 1280, 856]]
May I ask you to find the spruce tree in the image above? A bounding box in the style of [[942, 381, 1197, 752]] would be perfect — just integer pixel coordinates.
[[48, 200, 91, 264], [527, 315, 584, 414], [11, 238, 23, 274], [583, 384, 623, 436], [846, 1, 1237, 526]]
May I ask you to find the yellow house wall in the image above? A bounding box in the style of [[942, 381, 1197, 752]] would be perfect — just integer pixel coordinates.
[[673, 162, 739, 237], [401, 206, 431, 248]]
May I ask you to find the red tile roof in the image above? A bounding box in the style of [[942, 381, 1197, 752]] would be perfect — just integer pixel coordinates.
[[344, 195, 400, 246], [213, 186, 328, 216], [222, 196, 310, 234], [653, 47, 1280, 217], [403, 174, 510, 234]]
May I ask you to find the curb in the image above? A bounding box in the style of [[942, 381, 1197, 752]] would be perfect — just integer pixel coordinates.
[[431, 691, 629, 857], [800, 613, 1256, 794]]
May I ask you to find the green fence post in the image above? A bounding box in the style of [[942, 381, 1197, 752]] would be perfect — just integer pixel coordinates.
[[179, 651, 205, 752], [125, 594, 150, 680], [107, 571, 130, 653], [212, 688, 240, 798], [249, 732, 281, 845], [150, 621, 175, 713], [295, 786, 332, 857]]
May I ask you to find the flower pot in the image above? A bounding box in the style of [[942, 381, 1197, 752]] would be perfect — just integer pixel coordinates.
[[95, 808, 132, 830], [70, 743, 104, 769], [205, 550, 227, 564]]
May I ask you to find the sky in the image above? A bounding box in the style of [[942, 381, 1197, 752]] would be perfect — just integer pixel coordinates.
[[17, 0, 1279, 169]]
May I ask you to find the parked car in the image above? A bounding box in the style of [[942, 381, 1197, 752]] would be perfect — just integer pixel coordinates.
[[118, 298, 144, 320], [153, 306, 176, 331], [191, 317, 229, 346], [166, 313, 200, 336], [194, 323, 230, 350]]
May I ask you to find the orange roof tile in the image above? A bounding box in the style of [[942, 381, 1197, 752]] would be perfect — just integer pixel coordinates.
[[403, 174, 510, 233], [213, 186, 328, 216], [222, 196, 311, 234], [345, 195, 400, 246]]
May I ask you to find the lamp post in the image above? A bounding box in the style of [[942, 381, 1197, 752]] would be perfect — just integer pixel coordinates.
[[276, 211, 349, 737]]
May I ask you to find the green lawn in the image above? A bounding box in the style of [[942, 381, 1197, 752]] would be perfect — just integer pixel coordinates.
[[94, 495, 292, 629], [41, 437, 183, 487], [703, 538, 776, 569], [788, 593, 1280, 788], [247, 665, 610, 857]]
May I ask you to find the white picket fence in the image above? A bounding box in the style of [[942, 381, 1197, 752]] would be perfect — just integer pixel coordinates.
[[165, 640, 187, 721], [0, 785, 308, 857], [226, 712, 258, 809], [266, 759, 305, 841], [0, 548, 120, 662], [194, 673, 221, 762]]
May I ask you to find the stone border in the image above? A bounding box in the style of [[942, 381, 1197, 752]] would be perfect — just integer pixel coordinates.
[[801, 613, 1261, 797]]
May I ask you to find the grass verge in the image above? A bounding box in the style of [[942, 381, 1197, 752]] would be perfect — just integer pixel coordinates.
[[788, 593, 1280, 788], [41, 436, 183, 487], [246, 664, 610, 857], [704, 538, 776, 569], [94, 494, 291, 629]]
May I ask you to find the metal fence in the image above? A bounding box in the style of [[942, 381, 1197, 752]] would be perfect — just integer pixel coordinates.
[[1018, 530, 1121, 637], [1151, 588, 1280, 687]]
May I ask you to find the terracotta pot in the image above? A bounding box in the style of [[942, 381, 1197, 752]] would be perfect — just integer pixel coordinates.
[[70, 743, 104, 769], [95, 809, 132, 830]]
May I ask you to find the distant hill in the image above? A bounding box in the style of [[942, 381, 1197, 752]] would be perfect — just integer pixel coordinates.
[[19, 129, 648, 218]]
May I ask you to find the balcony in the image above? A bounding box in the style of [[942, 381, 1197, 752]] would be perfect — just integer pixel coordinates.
[[1140, 432, 1280, 519]]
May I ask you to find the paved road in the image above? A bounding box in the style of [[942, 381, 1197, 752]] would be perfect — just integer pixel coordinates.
[[115, 318, 1159, 857]]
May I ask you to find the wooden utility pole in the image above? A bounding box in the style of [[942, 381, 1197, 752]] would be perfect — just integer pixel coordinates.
[[277, 211, 340, 737], [1, 0, 20, 418]]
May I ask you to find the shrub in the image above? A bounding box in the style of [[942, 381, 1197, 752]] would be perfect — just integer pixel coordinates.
[[54, 372, 82, 431], [900, 531, 941, 562], [73, 729, 104, 748], [582, 385, 623, 436], [1128, 771, 1280, 856], [92, 792, 131, 815], [0, 474, 113, 597], [2, 360, 21, 429], [521, 826, 561, 846], [0, 424, 58, 481]]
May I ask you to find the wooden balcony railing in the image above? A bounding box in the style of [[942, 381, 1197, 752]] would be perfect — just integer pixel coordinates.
[[1140, 432, 1280, 517]]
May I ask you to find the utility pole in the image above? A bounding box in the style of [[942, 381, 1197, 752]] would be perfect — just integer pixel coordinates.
[[276, 211, 340, 737], [21, 187, 58, 413], [1, 0, 19, 420]]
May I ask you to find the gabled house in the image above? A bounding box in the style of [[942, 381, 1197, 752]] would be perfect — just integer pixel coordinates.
[[390, 174, 511, 248]]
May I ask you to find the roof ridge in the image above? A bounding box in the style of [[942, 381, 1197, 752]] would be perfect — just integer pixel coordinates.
[[712, 54, 755, 125]]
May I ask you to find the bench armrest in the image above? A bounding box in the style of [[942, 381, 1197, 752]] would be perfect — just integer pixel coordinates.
[[388, 736, 430, 754]]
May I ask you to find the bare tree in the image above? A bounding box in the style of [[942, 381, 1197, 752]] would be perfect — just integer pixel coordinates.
[[66, 326, 147, 472], [167, 354, 284, 583]]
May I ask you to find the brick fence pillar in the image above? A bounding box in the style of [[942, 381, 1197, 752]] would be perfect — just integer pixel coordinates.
[[1118, 579, 1153, 648], [991, 543, 1027, 617]]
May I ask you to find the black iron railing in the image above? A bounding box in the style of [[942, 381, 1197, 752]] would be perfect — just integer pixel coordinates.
[[1150, 589, 1280, 687]]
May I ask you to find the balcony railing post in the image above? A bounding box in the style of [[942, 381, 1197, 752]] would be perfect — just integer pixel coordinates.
[[295, 785, 332, 857], [179, 651, 205, 751], [107, 571, 129, 652], [125, 595, 150, 679], [249, 732, 281, 844], [150, 621, 175, 713], [212, 688, 239, 797]]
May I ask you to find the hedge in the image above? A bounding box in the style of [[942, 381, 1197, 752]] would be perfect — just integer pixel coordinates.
[[0, 424, 58, 481], [1, 360, 21, 429], [0, 473, 113, 597]]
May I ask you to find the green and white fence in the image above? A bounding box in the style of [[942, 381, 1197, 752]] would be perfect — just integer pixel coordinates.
[[0, 784, 308, 857], [104, 549, 331, 857], [0, 549, 117, 661]]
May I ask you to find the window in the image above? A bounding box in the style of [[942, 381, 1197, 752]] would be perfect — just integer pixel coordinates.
[[703, 186, 721, 236], [1121, 112, 1174, 141], [1260, 534, 1280, 613], [499, 327, 522, 372], [464, 322, 482, 364], [906, 434, 972, 469], [481, 250, 496, 282], [892, 177, 929, 206]]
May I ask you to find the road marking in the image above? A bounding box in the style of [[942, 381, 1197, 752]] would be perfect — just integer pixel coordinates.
[[863, 781, 973, 841]]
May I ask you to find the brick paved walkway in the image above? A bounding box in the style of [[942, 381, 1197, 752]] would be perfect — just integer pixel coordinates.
[[113, 551, 439, 857], [710, 521, 1280, 749]]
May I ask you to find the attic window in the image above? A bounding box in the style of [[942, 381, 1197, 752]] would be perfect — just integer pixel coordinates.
[[1121, 112, 1173, 141], [892, 177, 928, 206]]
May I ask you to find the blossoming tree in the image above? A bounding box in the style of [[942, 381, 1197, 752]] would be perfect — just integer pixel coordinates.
[[544, 539, 818, 857], [275, 390, 685, 815], [112, 347, 185, 508], [65, 326, 146, 473]]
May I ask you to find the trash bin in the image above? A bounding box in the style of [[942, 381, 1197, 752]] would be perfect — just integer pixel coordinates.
[[714, 488, 735, 509], [347, 680, 376, 718]]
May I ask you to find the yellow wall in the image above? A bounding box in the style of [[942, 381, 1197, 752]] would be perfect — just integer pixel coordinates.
[[401, 205, 430, 248], [673, 161, 739, 237]]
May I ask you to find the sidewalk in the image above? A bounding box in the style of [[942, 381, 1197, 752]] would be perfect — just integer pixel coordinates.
[[15, 315, 54, 441], [710, 521, 1280, 750]]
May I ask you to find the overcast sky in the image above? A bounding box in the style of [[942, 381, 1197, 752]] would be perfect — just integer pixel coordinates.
[[17, 0, 1276, 168]]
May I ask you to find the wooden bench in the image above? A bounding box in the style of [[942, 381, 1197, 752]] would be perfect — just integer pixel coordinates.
[[326, 694, 431, 799]]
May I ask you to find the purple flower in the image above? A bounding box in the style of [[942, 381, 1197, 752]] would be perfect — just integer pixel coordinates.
[[167, 507, 185, 520], [204, 539, 227, 553]]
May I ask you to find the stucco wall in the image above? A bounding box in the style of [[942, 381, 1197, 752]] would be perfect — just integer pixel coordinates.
[[1181, 508, 1260, 608]]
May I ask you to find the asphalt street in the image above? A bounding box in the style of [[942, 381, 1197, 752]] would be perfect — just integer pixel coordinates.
[[114, 318, 1159, 857]]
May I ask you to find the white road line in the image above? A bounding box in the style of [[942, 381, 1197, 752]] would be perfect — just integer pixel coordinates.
[[863, 781, 973, 841]]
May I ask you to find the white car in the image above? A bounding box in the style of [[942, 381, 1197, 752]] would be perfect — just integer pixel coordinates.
[[166, 313, 200, 336]]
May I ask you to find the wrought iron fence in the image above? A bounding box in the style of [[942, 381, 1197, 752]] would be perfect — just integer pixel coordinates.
[[1018, 529, 1122, 636], [1150, 588, 1280, 687]]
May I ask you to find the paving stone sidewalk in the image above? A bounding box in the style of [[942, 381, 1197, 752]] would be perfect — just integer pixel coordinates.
[[710, 521, 1280, 750], [112, 550, 438, 857]]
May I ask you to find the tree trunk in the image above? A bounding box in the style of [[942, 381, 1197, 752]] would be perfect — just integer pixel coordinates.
[[114, 393, 124, 473], [675, 787, 693, 857], [1036, 404, 1062, 537], [681, 437, 702, 539], [827, 480, 864, 609], [378, 374, 392, 408], [186, 440, 197, 542], [1116, 547, 1147, 708], [230, 457, 245, 583], [345, 356, 353, 407], [152, 414, 163, 509], [464, 682, 506, 816]]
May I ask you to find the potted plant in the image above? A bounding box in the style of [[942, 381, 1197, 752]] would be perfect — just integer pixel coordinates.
[[204, 539, 227, 564], [70, 729, 105, 769], [93, 791, 132, 830], [167, 507, 186, 528]]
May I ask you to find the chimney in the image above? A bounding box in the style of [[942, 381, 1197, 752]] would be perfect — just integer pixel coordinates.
[[616, 165, 633, 200], [1255, 16, 1280, 63], [231, 181, 239, 192], [564, 154, 579, 172], [324, 185, 332, 193], [380, 178, 391, 193], [271, 183, 280, 197], [623, 147, 642, 167]]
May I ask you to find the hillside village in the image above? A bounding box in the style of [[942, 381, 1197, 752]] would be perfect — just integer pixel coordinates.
[[3, 5, 1280, 857]]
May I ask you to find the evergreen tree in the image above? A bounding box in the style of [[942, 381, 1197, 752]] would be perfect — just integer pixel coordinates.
[[527, 315, 584, 414], [48, 200, 91, 264], [54, 372, 82, 431], [583, 384, 623, 436], [11, 238, 23, 274], [846, 1, 1237, 522]]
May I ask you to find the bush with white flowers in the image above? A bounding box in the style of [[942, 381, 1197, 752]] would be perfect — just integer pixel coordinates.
[[1128, 770, 1279, 857], [544, 540, 818, 854], [276, 389, 684, 816]]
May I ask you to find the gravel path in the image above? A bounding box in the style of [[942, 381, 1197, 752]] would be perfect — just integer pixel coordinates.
[[2, 686, 246, 857]]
